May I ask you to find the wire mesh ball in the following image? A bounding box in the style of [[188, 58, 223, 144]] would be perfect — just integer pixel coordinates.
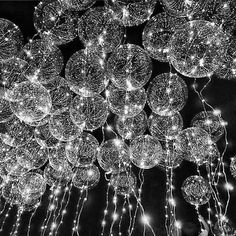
[[34, 122, 60, 148], [147, 73, 188, 116], [43, 163, 73, 187], [130, 135, 163, 169], [49, 109, 83, 142], [148, 112, 183, 141], [169, 20, 229, 78], [110, 171, 137, 196], [16, 139, 48, 170], [78, 7, 124, 53], [115, 110, 148, 140], [106, 83, 147, 118], [0, 116, 33, 148], [97, 139, 130, 173], [20, 39, 64, 83], [0, 18, 23, 62], [44, 76, 74, 113], [142, 12, 187, 62], [34, 1, 78, 45], [9, 81, 52, 123], [181, 175, 212, 206], [61, 0, 96, 11], [107, 44, 152, 90], [175, 127, 214, 165], [65, 49, 108, 97], [70, 94, 108, 131], [105, 0, 157, 27], [65, 132, 99, 167], [0, 97, 13, 123], [191, 111, 225, 142], [230, 157, 236, 178], [72, 165, 100, 189]]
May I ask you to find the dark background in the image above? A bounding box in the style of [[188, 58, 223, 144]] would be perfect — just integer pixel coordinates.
[[0, 1, 236, 236]]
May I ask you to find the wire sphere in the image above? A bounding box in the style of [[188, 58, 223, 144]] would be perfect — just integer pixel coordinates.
[[97, 139, 130, 173], [147, 73, 188, 116], [72, 165, 100, 189], [44, 76, 74, 113], [34, 1, 78, 45], [105, 0, 157, 27], [106, 83, 147, 118], [1, 116, 33, 148], [175, 127, 214, 165], [9, 81, 52, 123], [20, 39, 64, 83], [181, 175, 212, 206], [230, 157, 236, 178], [65, 132, 99, 167], [115, 110, 148, 140], [49, 109, 82, 142], [78, 7, 124, 53], [142, 12, 187, 62], [107, 44, 152, 90], [70, 94, 108, 131], [169, 20, 229, 78], [130, 135, 163, 169], [191, 111, 225, 142], [148, 112, 183, 141], [0, 18, 23, 62], [60, 0, 96, 11], [18, 172, 46, 200], [44, 163, 73, 187], [16, 139, 48, 170], [65, 49, 108, 97], [110, 171, 137, 196], [0, 97, 13, 123]]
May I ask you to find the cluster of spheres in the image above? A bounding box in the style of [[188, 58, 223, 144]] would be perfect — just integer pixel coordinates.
[[0, 0, 235, 235]]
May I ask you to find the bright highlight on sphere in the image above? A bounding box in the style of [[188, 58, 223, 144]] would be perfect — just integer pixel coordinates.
[[106, 83, 147, 118], [9, 81, 51, 123], [107, 44, 152, 90], [130, 135, 163, 169], [169, 20, 229, 78], [147, 73, 188, 116], [181, 175, 212, 206], [97, 139, 130, 173]]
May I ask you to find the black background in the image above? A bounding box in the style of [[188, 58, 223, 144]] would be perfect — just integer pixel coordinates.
[[0, 1, 236, 236]]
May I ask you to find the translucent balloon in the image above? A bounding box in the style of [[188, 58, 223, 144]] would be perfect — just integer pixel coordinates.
[[148, 112, 183, 141], [48, 143, 71, 171], [1, 116, 33, 147], [175, 127, 214, 165], [0, 18, 23, 61], [18, 172, 46, 200], [115, 110, 148, 140], [72, 165, 100, 189], [44, 163, 73, 186], [9, 81, 52, 123], [0, 140, 12, 163], [105, 0, 157, 27], [181, 175, 212, 206], [20, 39, 64, 83], [0, 97, 13, 123], [230, 157, 236, 178], [142, 12, 187, 62], [49, 109, 82, 141], [107, 44, 152, 90], [65, 132, 99, 167], [78, 7, 124, 53], [65, 49, 108, 96], [110, 171, 136, 196], [61, 0, 96, 10], [106, 83, 147, 118], [16, 139, 48, 170], [191, 111, 225, 142], [19, 197, 40, 212], [70, 94, 108, 131], [130, 135, 163, 169], [147, 73, 188, 116], [34, 122, 60, 148], [44, 76, 74, 113], [34, 1, 78, 45], [169, 20, 229, 78], [97, 139, 130, 173]]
